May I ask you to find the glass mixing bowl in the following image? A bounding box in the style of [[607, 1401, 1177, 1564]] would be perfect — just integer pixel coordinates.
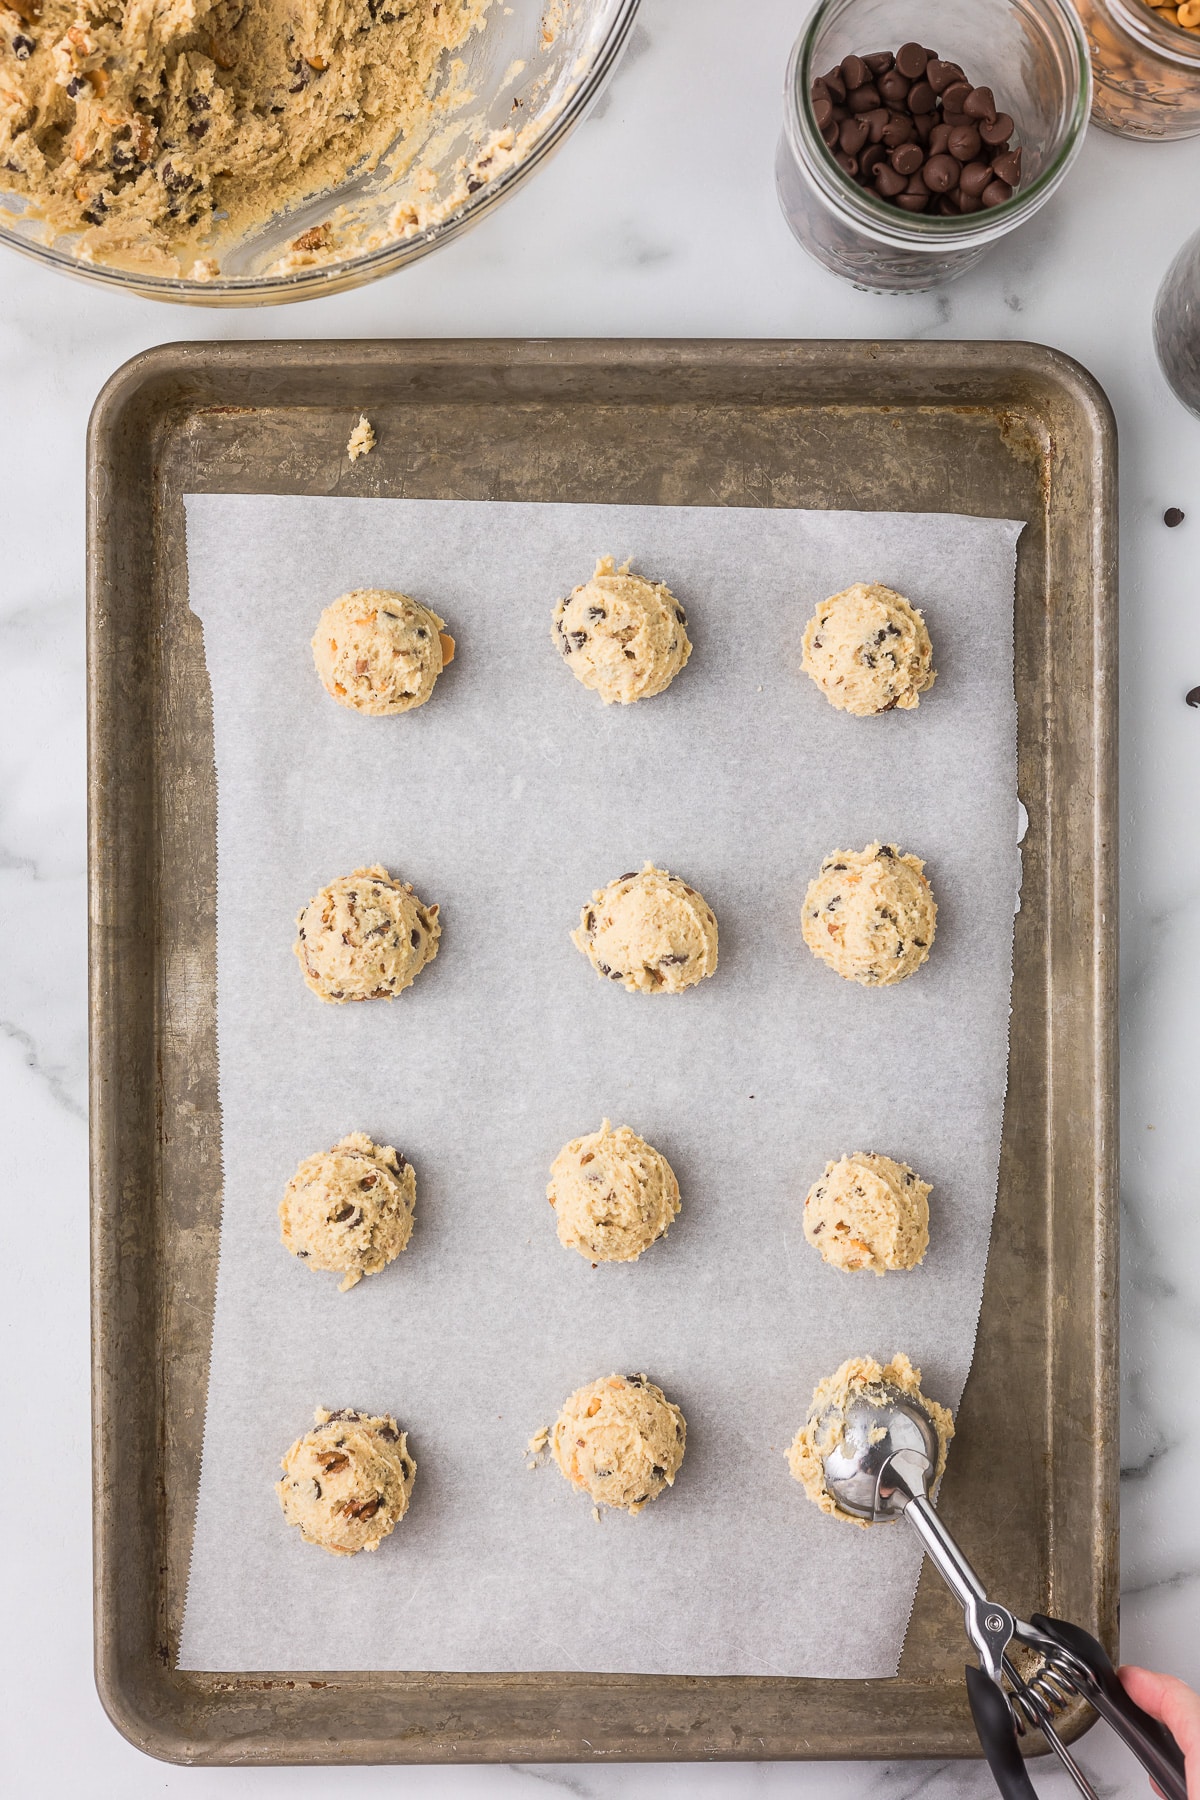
[[0, 0, 639, 306]]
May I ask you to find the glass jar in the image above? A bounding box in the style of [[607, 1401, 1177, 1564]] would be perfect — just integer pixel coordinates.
[[775, 0, 1091, 292], [1073, 0, 1200, 138], [1153, 226, 1200, 415]]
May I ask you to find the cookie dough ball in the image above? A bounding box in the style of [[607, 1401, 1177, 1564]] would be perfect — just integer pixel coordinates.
[[312, 589, 455, 715], [801, 583, 935, 716], [803, 1152, 930, 1275], [787, 1353, 954, 1528], [572, 863, 718, 995], [548, 1120, 680, 1263], [277, 1406, 416, 1556], [552, 1374, 686, 1514], [802, 842, 935, 986], [295, 865, 440, 1003], [280, 1133, 416, 1291], [553, 557, 692, 705]]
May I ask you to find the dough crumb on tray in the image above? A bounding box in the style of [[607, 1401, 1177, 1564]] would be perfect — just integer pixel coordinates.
[[347, 415, 376, 461]]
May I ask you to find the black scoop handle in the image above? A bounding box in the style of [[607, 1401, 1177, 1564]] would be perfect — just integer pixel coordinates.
[[1033, 1615, 1188, 1800], [965, 1663, 1039, 1799]]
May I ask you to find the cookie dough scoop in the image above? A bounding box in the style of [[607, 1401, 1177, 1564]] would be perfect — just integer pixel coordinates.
[[294, 865, 440, 1003], [572, 863, 718, 995], [552, 557, 691, 704], [809, 1375, 1188, 1800], [312, 588, 455, 715], [277, 1406, 416, 1556], [801, 582, 935, 716], [802, 842, 936, 986], [551, 1373, 685, 1514]]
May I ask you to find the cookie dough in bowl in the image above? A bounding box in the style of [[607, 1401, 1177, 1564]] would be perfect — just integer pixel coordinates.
[[0, 0, 491, 279], [801, 842, 936, 986], [787, 1353, 953, 1527], [312, 590, 454, 714], [294, 864, 440, 1003], [572, 863, 718, 994], [552, 1374, 686, 1514], [552, 557, 691, 704], [801, 582, 936, 716], [548, 1120, 680, 1263], [277, 1405, 416, 1555], [803, 1152, 930, 1275], [280, 1132, 416, 1291]]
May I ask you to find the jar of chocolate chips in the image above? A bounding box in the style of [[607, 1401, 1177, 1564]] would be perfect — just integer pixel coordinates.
[[776, 0, 1091, 290]]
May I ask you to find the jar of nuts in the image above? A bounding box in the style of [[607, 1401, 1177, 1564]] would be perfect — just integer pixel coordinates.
[[1073, 0, 1200, 138], [776, 0, 1091, 291]]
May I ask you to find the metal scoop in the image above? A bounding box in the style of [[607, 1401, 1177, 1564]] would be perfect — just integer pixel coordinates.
[[819, 1381, 1188, 1800]]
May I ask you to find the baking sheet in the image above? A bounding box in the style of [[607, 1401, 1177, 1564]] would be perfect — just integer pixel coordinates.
[[178, 493, 1021, 1678]]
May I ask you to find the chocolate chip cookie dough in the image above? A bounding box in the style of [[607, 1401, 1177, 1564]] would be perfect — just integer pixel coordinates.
[[552, 1374, 686, 1515], [280, 1132, 416, 1291], [572, 863, 718, 995], [801, 582, 936, 715], [802, 842, 936, 985], [0, 0, 490, 276], [553, 557, 692, 705], [787, 1352, 953, 1527], [803, 1152, 930, 1275], [548, 1120, 680, 1263], [294, 865, 440, 1003], [277, 1405, 416, 1555], [312, 589, 454, 715]]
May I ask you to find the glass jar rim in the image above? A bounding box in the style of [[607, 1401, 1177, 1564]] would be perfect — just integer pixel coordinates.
[[1102, 0, 1200, 67], [785, 0, 1092, 249]]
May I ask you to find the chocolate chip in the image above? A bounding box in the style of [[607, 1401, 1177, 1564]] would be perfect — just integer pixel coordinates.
[[864, 50, 894, 74], [651, 1463, 666, 1478], [1165, 507, 1185, 527], [377, 1424, 399, 1441], [812, 1220, 825, 1233], [1187, 686, 1200, 707], [625, 1374, 645, 1386], [658, 953, 689, 965], [359, 1173, 378, 1189], [924, 152, 959, 192], [891, 143, 924, 175], [848, 82, 881, 113], [959, 160, 993, 198], [588, 606, 606, 620], [840, 116, 869, 155], [618, 871, 639, 881], [947, 123, 982, 161], [331, 1201, 355, 1223], [907, 79, 936, 113], [410, 928, 420, 947], [964, 85, 997, 121], [877, 69, 910, 104], [980, 111, 1014, 147], [990, 148, 1021, 186], [841, 54, 869, 89], [926, 58, 963, 93], [981, 178, 1013, 208], [895, 41, 928, 78], [12, 31, 33, 57]]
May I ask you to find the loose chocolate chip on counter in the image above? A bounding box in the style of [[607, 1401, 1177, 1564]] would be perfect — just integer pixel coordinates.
[[1187, 686, 1200, 707], [1165, 507, 1185, 527]]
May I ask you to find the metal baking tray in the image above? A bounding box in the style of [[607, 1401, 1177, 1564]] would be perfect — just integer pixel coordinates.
[[88, 338, 1117, 1766]]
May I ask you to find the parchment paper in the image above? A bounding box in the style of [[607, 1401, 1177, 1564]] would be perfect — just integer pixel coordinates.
[[178, 494, 1022, 1677]]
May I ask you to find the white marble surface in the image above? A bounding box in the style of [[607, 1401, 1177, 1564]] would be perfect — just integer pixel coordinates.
[[2, 1, 1198, 1794]]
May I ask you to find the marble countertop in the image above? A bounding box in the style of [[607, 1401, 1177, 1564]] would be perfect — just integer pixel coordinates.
[[3, 1, 1199, 1794]]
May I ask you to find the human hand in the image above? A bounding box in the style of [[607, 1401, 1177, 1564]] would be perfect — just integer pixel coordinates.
[[1119, 1665, 1200, 1798]]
